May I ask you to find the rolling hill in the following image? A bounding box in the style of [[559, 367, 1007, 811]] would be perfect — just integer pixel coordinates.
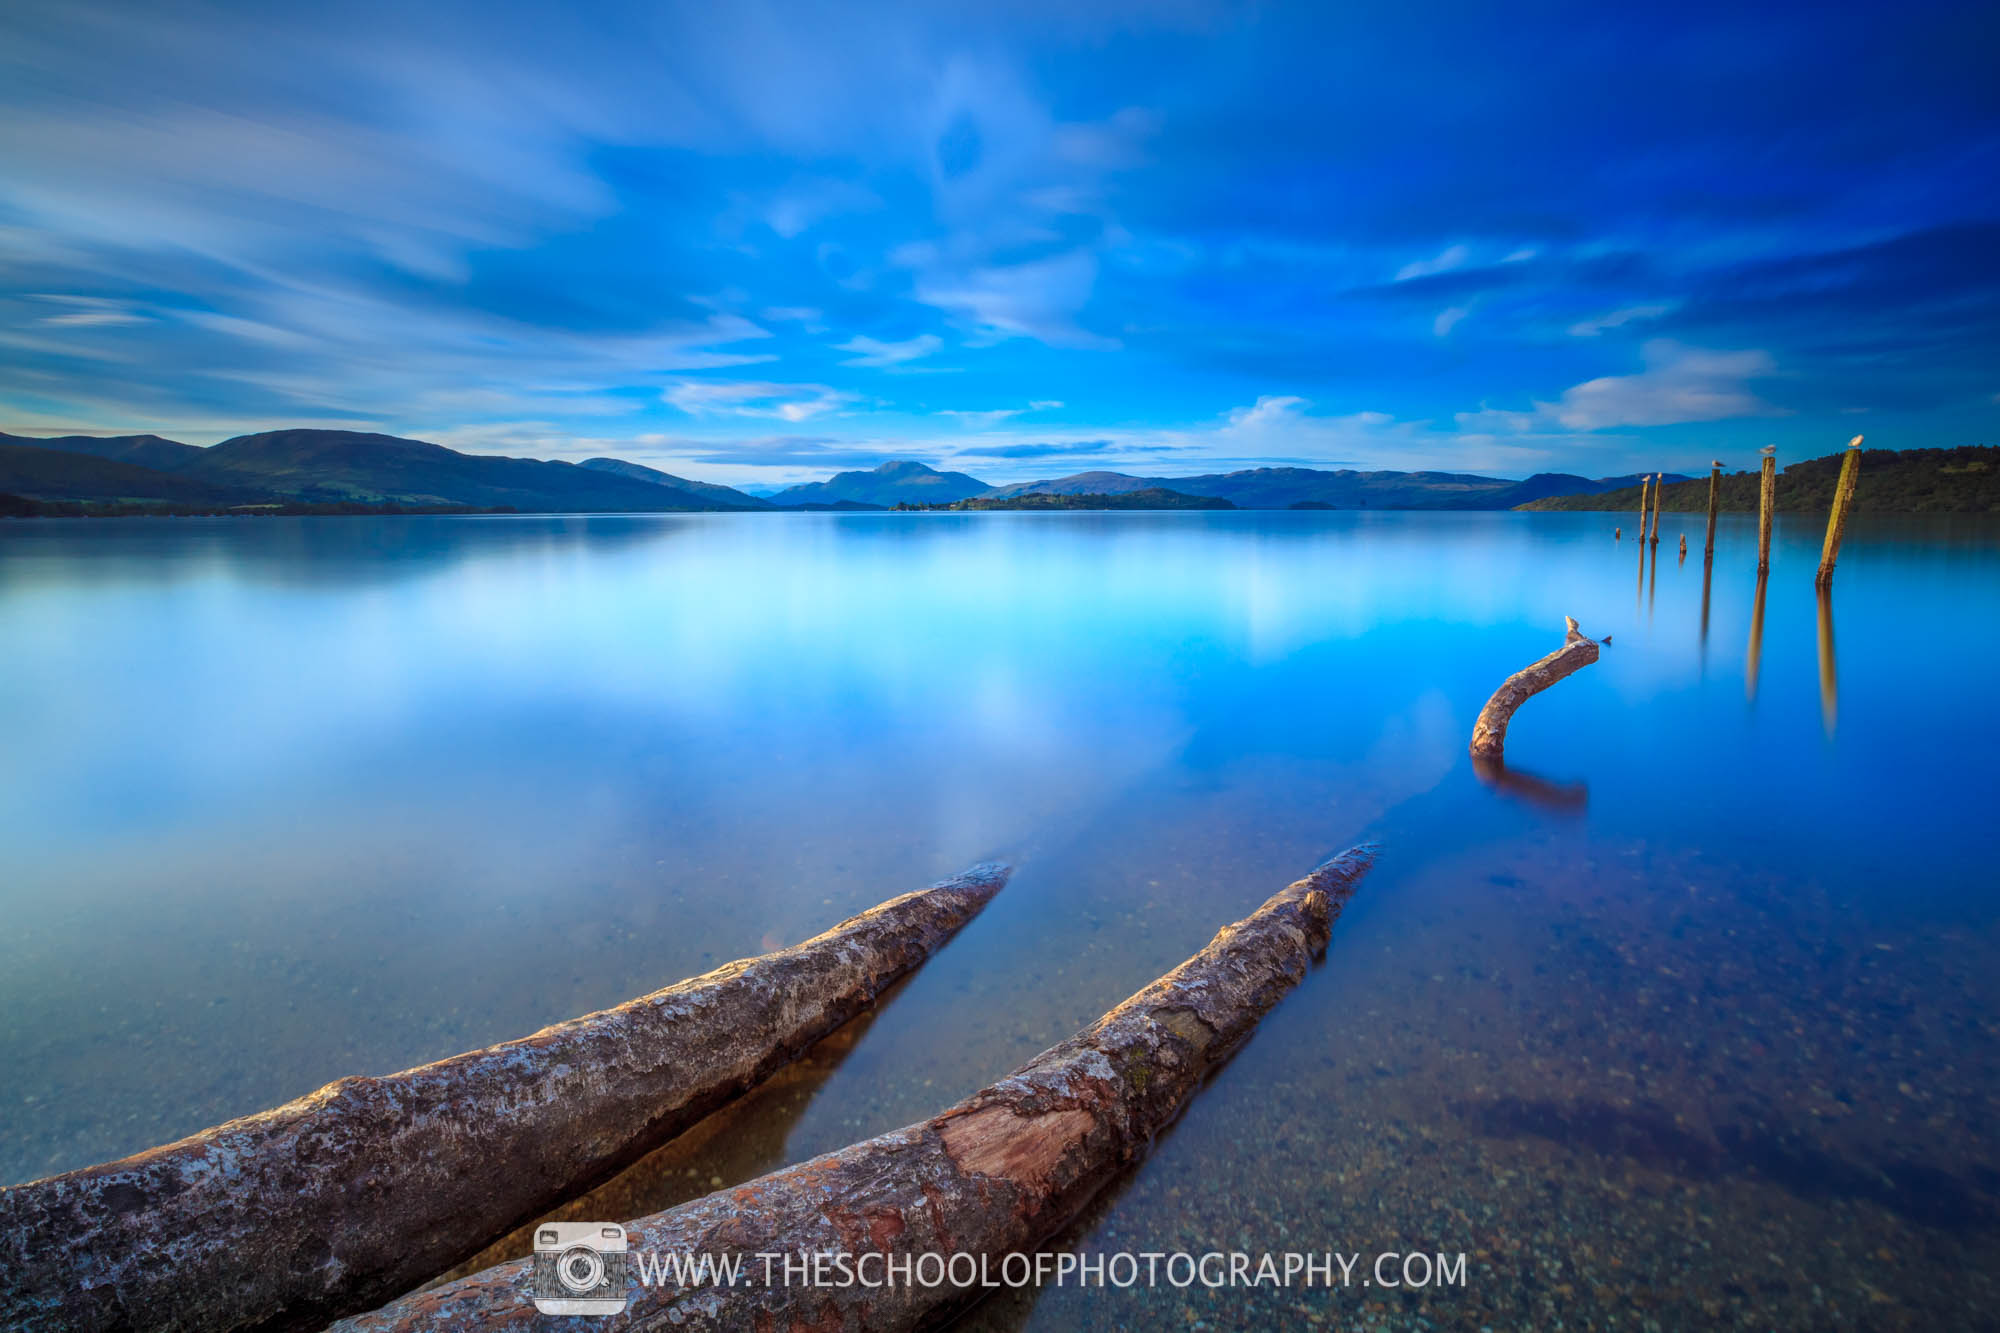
[[181, 430, 748, 511], [0, 440, 262, 505], [1517, 446, 2000, 514], [0, 431, 208, 473], [947, 488, 1234, 511], [578, 457, 772, 509], [982, 466, 1673, 509]]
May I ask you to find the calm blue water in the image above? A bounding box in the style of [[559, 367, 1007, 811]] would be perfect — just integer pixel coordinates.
[[3, 510, 1997, 1327]]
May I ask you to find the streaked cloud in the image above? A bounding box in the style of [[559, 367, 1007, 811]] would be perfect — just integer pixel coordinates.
[[839, 334, 944, 368], [0, 0, 1991, 479]]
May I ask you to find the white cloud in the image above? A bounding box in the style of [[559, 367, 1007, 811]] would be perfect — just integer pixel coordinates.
[[1396, 244, 1469, 281], [1568, 304, 1674, 337], [1457, 341, 1783, 438], [1551, 341, 1781, 429], [663, 380, 854, 423], [1433, 306, 1469, 337], [915, 249, 1117, 349], [1224, 395, 1309, 431], [838, 333, 943, 368], [936, 408, 1024, 427]]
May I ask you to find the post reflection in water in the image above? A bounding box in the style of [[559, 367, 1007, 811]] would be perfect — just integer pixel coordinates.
[[1699, 554, 1714, 669], [1471, 755, 1589, 815], [1817, 587, 1839, 738], [1647, 541, 1658, 620], [1747, 569, 1769, 703], [1636, 525, 1647, 609]]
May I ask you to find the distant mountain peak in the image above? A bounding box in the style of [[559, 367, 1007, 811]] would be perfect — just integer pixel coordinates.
[[770, 458, 990, 507]]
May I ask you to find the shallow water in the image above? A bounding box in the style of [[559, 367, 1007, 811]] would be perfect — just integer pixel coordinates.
[[3, 509, 1997, 1328]]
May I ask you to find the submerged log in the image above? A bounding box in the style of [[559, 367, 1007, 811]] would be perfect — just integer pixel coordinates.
[[0, 864, 1011, 1333], [336, 847, 1380, 1333], [1468, 617, 1602, 761]]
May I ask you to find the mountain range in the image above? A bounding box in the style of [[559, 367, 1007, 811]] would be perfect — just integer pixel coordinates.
[[0, 425, 1696, 516]]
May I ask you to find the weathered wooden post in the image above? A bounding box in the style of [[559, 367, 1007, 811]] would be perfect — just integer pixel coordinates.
[[1703, 460, 1722, 559], [1814, 435, 1864, 588], [1756, 446, 1777, 573], [1614, 525, 1622, 541], [1647, 473, 1662, 545], [1678, 532, 1687, 562], [1637, 474, 1651, 544]]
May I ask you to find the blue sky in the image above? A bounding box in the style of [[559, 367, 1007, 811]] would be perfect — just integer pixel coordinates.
[[2, 0, 1996, 486]]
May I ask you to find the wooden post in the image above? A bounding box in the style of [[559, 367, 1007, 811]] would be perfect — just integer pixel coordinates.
[[1756, 446, 1777, 573], [1816, 585, 1838, 737], [1637, 474, 1651, 544], [1614, 525, 1622, 541], [1678, 532, 1687, 563], [1814, 435, 1864, 588], [1703, 460, 1722, 559], [1648, 473, 1662, 545]]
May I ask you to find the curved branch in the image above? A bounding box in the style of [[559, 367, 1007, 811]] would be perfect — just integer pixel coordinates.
[[1468, 617, 1602, 760]]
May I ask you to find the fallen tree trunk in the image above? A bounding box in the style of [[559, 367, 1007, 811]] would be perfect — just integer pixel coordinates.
[[335, 845, 1378, 1333], [1468, 616, 1602, 761], [0, 864, 1011, 1333]]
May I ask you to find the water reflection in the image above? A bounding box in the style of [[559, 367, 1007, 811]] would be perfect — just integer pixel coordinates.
[[1746, 568, 1769, 703], [1817, 587, 1839, 738], [7, 510, 2000, 1329], [1472, 755, 1589, 814], [1699, 553, 1714, 669], [1647, 539, 1658, 619]]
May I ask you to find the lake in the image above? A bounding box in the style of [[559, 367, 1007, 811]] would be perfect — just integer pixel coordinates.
[[3, 509, 1997, 1328]]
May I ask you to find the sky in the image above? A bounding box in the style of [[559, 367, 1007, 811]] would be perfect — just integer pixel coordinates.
[[2, 0, 1996, 487]]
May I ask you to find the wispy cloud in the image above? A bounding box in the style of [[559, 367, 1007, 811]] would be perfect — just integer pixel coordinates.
[[1551, 341, 1782, 429], [1396, 244, 1469, 282], [1, 1, 1991, 480], [1458, 341, 1784, 433], [663, 380, 854, 422], [915, 250, 1117, 349], [1568, 304, 1673, 337], [839, 333, 943, 368]]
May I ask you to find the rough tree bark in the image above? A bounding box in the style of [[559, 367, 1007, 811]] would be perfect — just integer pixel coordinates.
[[0, 864, 1011, 1333], [1814, 436, 1863, 588], [1468, 617, 1602, 761], [333, 846, 1379, 1333]]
